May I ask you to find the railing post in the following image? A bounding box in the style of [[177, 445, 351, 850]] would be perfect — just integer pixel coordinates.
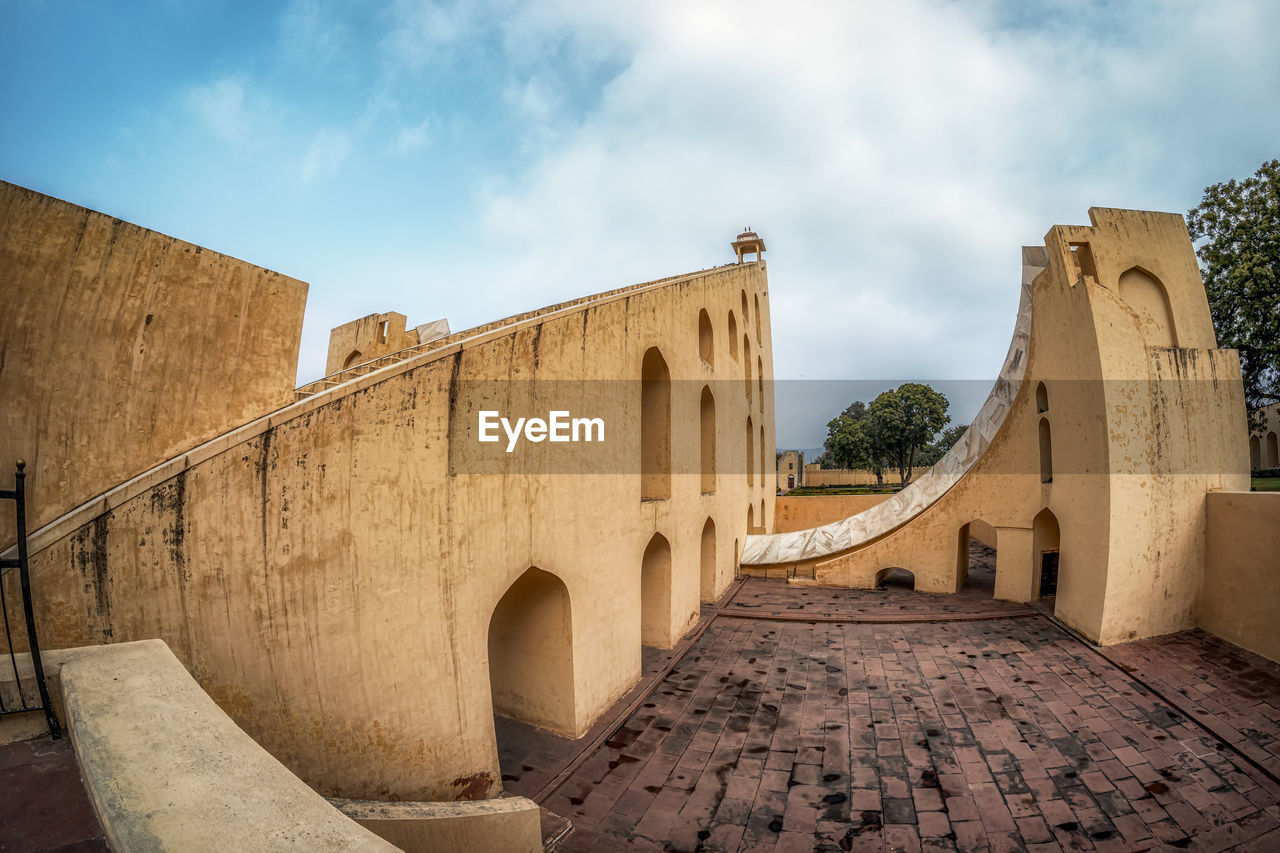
[[9, 460, 61, 738]]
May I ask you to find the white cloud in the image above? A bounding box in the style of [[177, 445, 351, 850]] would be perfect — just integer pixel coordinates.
[[301, 129, 352, 181], [385, 118, 432, 155], [457, 0, 1280, 406], [186, 76, 253, 143]]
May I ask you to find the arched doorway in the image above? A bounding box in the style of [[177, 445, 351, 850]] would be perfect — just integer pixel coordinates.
[[1039, 418, 1053, 483], [641, 348, 671, 500], [488, 567, 575, 735], [1251, 435, 1262, 469], [957, 521, 997, 595], [700, 518, 717, 602], [698, 309, 714, 366], [1032, 508, 1061, 598], [641, 533, 674, 647], [700, 387, 716, 494], [343, 350, 363, 370], [1268, 431, 1280, 468], [875, 567, 915, 591]]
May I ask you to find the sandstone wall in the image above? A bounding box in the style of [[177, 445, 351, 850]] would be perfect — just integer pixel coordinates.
[[7, 260, 776, 803], [0, 181, 307, 547], [1199, 491, 1280, 663], [773, 495, 892, 533]]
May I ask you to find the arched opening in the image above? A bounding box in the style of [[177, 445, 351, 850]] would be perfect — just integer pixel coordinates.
[[874, 567, 916, 591], [746, 504, 755, 533], [489, 567, 575, 736], [698, 309, 714, 367], [699, 386, 717, 493], [641, 533, 674, 648], [343, 350, 364, 370], [728, 312, 739, 361], [759, 498, 765, 531], [1252, 435, 1262, 469], [1118, 266, 1177, 348], [641, 347, 671, 501], [760, 425, 766, 493], [1032, 508, 1061, 599], [734, 538, 740, 577], [757, 357, 764, 411], [746, 416, 755, 487], [700, 518, 717, 602], [957, 521, 998, 596], [1268, 432, 1280, 468], [744, 336, 753, 402], [754, 294, 762, 343], [741, 290, 749, 327], [1039, 417, 1053, 484], [1036, 382, 1048, 414], [787, 474, 795, 489]]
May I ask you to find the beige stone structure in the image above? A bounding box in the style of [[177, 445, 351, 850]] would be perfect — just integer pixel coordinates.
[[1, 183, 776, 802], [0, 181, 307, 548], [744, 208, 1256, 649], [777, 450, 804, 490], [1250, 402, 1280, 470], [800, 464, 930, 488], [772, 494, 891, 533], [323, 312, 451, 376], [4, 184, 1278, 850]]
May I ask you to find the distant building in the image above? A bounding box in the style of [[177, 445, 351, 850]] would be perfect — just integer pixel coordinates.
[[777, 449, 804, 490], [1250, 402, 1280, 470]]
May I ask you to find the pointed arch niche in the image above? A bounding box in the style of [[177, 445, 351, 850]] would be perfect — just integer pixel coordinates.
[[488, 567, 575, 735]]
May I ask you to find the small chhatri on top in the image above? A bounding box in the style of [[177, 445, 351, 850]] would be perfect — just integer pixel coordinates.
[[731, 226, 765, 264]]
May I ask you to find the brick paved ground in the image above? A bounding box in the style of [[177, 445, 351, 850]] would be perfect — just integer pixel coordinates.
[[505, 566, 1280, 852], [0, 735, 106, 852]]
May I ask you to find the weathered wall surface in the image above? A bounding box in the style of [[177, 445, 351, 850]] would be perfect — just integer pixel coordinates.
[[11, 260, 775, 802], [0, 181, 307, 547], [773, 495, 891, 533], [1199, 491, 1280, 663]]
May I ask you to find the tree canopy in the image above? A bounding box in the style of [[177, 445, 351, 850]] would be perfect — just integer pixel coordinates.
[[1187, 158, 1280, 425], [822, 383, 952, 486]]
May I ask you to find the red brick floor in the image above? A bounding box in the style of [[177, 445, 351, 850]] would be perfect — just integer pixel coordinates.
[[0, 735, 106, 852], [503, 564, 1280, 852]]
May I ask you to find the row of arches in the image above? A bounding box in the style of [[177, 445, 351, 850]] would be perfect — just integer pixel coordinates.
[[956, 508, 1061, 600], [1252, 431, 1279, 469], [642, 346, 770, 500], [698, 307, 766, 415], [489, 519, 728, 740], [1038, 382, 1052, 484]]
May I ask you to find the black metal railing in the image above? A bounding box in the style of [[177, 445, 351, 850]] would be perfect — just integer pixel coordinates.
[[0, 461, 61, 738]]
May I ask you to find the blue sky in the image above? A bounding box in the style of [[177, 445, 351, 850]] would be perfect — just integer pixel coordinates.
[[4, 1, 1278, 448]]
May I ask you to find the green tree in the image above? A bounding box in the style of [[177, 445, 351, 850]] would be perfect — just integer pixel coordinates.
[[823, 385, 951, 486], [915, 423, 968, 467], [841, 400, 868, 421], [867, 383, 950, 487], [1187, 158, 1280, 427]]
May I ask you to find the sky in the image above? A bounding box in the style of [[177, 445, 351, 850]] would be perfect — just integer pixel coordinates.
[[3, 0, 1278, 449]]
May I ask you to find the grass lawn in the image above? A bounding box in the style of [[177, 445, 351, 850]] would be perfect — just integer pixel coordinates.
[[785, 486, 902, 496], [1252, 477, 1280, 492]]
